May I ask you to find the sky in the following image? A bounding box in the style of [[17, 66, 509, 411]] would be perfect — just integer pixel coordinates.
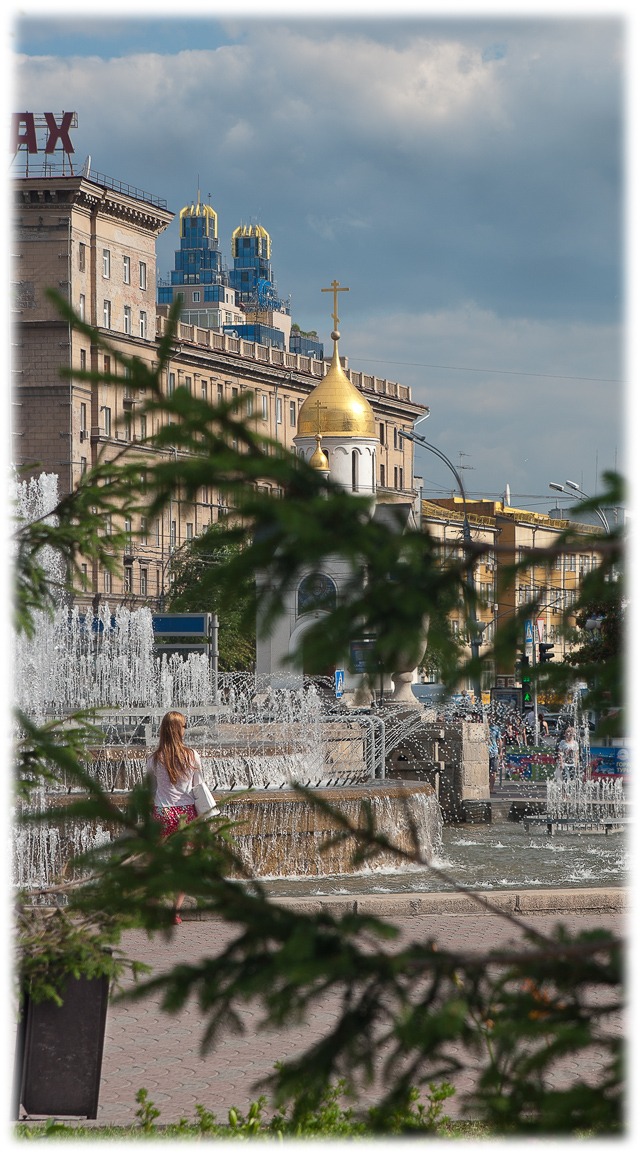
[[5, 1, 632, 511]]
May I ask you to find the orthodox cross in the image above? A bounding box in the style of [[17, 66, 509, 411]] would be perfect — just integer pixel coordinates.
[[311, 398, 327, 435], [321, 279, 349, 330]]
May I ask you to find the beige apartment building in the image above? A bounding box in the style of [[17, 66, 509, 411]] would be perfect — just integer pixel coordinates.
[[421, 497, 601, 690], [12, 168, 425, 608]]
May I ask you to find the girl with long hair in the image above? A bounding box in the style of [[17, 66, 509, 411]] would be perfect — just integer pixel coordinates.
[[146, 710, 203, 924]]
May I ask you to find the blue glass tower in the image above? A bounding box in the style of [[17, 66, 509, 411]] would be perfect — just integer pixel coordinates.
[[157, 194, 229, 307]]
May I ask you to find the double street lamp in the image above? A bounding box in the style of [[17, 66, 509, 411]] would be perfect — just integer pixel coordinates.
[[549, 480, 610, 533]]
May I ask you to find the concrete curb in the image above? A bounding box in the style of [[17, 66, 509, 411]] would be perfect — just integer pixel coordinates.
[[183, 887, 627, 920]]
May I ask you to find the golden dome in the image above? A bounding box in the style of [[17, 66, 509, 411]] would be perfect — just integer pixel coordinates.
[[298, 342, 375, 439], [309, 435, 330, 472]]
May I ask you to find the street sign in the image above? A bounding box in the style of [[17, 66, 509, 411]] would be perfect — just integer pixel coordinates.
[[334, 669, 345, 699], [536, 618, 545, 642], [525, 620, 533, 643], [152, 613, 209, 636]]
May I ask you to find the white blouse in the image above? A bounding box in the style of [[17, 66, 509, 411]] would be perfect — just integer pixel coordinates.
[[147, 750, 203, 810]]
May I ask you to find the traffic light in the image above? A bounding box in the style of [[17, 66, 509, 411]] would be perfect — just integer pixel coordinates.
[[538, 642, 555, 664], [518, 653, 533, 706]]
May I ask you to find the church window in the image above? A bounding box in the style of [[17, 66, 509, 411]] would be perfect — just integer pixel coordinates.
[[352, 450, 359, 492], [297, 573, 337, 616]]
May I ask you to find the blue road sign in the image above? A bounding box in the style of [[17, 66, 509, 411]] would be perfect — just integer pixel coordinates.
[[525, 620, 533, 643], [335, 669, 345, 698]]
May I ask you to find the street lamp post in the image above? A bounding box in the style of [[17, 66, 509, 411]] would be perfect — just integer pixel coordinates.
[[549, 481, 610, 533], [400, 425, 482, 703]]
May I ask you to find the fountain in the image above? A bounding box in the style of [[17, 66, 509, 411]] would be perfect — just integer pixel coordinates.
[[12, 473, 626, 900], [13, 473, 444, 894]]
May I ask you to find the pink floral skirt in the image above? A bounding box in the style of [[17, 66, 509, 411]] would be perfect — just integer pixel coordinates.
[[153, 804, 198, 839]]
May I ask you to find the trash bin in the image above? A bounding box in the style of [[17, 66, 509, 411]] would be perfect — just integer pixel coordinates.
[[14, 969, 110, 1119]]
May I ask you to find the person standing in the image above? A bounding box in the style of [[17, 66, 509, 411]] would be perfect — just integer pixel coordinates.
[[556, 725, 579, 783], [146, 710, 203, 924]]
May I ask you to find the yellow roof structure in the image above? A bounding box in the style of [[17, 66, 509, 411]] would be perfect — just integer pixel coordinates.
[[231, 223, 272, 258], [179, 193, 217, 239]]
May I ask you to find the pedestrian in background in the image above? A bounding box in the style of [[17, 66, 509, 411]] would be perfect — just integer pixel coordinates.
[[146, 709, 203, 924]]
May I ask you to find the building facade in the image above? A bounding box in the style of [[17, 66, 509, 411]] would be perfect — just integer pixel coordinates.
[[421, 497, 601, 690], [11, 166, 425, 609]]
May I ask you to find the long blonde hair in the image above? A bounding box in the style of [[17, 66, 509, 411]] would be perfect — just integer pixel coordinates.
[[153, 710, 196, 784]]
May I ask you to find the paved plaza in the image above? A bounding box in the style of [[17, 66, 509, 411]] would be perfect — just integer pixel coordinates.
[[37, 887, 625, 1129]]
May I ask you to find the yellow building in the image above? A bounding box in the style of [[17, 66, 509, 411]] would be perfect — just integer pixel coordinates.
[[421, 497, 601, 691]]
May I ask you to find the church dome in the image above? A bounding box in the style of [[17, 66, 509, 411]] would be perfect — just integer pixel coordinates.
[[309, 434, 330, 472], [298, 342, 375, 439]]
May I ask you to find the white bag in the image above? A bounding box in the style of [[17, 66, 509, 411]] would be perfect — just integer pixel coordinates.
[[193, 780, 221, 818]]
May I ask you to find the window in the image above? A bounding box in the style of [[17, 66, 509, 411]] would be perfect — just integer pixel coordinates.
[[217, 383, 224, 401], [379, 423, 385, 446], [393, 427, 398, 450], [201, 380, 207, 400], [276, 397, 283, 425], [184, 376, 192, 394], [140, 415, 147, 440], [123, 255, 130, 284], [102, 407, 112, 436], [232, 386, 239, 399], [80, 456, 87, 475], [380, 463, 386, 487], [245, 391, 254, 416], [80, 403, 87, 435], [102, 249, 111, 278], [81, 563, 88, 587], [394, 466, 398, 489], [124, 566, 133, 594], [352, 451, 359, 492], [104, 355, 111, 374], [139, 311, 147, 339], [566, 554, 576, 571], [170, 520, 177, 548], [261, 394, 268, 421], [103, 569, 112, 594], [123, 305, 132, 334], [80, 349, 86, 370], [78, 243, 86, 272], [140, 569, 148, 597], [168, 372, 175, 396], [139, 261, 147, 290], [103, 300, 111, 328], [140, 516, 148, 545], [289, 401, 296, 426], [79, 294, 85, 321], [186, 523, 194, 541], [193, 291, 200, 303], [124, 518, 132, 551], [399, 467, 404, 490]]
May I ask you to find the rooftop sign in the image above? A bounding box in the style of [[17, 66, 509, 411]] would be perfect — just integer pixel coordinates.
[[12, 112, 77, 156]]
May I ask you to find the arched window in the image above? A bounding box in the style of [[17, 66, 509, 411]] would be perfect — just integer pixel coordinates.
[[297, 572, 337, 616], [352, 450, 358, 492]]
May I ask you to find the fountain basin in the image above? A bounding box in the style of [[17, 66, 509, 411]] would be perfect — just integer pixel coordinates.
[[15, 783, 441, 892]]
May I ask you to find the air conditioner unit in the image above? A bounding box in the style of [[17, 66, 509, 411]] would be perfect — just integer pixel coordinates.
[[90, 426, 102, 439], [79, 429, 87, 442], [122, 397, 136, 409]]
